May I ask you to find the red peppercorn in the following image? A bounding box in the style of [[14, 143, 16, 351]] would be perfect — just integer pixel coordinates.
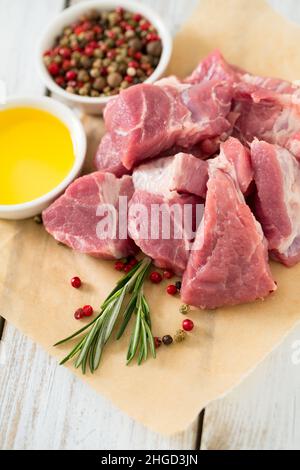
[[55, 76, 65, 86], [128, 258, 138, 267], [107, 50, 116, 59], [123, 264, 133, 273], [100, 67, 108, 76], [66, 70, 77, 81], [125, 24, 134, 31], [146, 33, 159, 42], [134, 52, 142, 60], [140, 22, 150, 31], [163, 270, 174, 280], [71, 276, 82, 289], [74, 25, 84, 35], [62, 60, 71, 71], [48, 62, 60, 76], [166, 284, 177, 296], [128, 60, 139, 68], [85, 45, 94, 57], [106, 30, 116, 39], [93, 25, 103, 34], [149, 272, 162, 284], [43, 49, 52, 57], [182, 319, 194, 332], [115, 261, 125, 271], [59, 47, 71, 59], [82, 305, 94, 317], [74, 308, 84, 320], [82, 21, 92, 31], [116, 38, 125, 47], [154, 337, 162, 349], [88, 41, 99, 49], [133, 13, 142, 22], [125, 75, 133, 83], [116, 6, 124, 15]]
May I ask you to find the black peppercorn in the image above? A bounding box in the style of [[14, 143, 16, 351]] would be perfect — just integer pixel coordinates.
[[175, 281, 182, 291], [162, 335, 173, 346]]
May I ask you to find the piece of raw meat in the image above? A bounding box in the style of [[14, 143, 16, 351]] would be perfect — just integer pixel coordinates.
[[133, 153, 208, 199], [94, 133, 129, 177], [102, 79, 233, 170], [43, 172, 137, 259], [233, 84, 300, 160], [186, 49, 298, 95], [220, 137, 253, 194], [129, 156, 204, 274], [250, 140, 300, 267], [181, 156, 276, 309]]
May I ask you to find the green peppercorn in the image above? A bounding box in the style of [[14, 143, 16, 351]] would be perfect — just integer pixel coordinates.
[[107, 72, 123, 87], [93, 77, 107, 91], [66, 86, 75, 94], [93, 49, 104, 58], [107, 63, 118, 73], [174, 329, 187, 343], [162, 335, 173, 346], [91, 90, 100, 97], [147, 40, 163, 57], [127, 67, 136, 77], [128, 37, 142, 51], [33, 214, 43, 225], [120, 80, 130, 89], [80, 56, 92, 69], [79, 86, 88, 96], [125, 30, 135, 39], [179, 304, 190, 315], [78, 69, 90, 82], [54, 55, 62, 64], [90, 68, 101, 78], [93, 58, 102, 68]]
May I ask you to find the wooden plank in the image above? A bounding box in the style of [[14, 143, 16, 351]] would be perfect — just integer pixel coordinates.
[[201, 324, 300, 450], [0, 0, 199, 450], [200, 0, 300, 451]]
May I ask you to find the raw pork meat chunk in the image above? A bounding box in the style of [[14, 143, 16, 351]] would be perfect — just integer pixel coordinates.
[[133, 153, 208, 199], [43, 172, 137, 259], [102, 79, 233, 170], [250, 140, 300, 266], [186, 49, 297, 95], [233, 84, 300, 160], [94, 133, 129, 177], [221, 137, 253, 194], [181, 157, 276, 309], [129, 156, 204, 274]]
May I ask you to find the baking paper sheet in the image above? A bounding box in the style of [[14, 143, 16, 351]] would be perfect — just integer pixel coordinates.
[[1, 0, 300, 435]]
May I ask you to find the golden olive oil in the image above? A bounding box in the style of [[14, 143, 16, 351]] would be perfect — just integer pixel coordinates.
[[0, 107, 75, 205]]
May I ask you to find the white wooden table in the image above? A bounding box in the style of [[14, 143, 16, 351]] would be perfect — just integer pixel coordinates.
[[1, 0, 300, 450]]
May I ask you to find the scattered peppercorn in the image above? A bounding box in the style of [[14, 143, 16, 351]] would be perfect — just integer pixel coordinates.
[[175, 281, 182, 291], [74, 308, 84, 320], [154, 337, 162, 349], [163, 270, 174, 280], [179, 304, 190, 315], [174, 329, 187, 343], [82, 305, 94, 317], [150, 271, 163, 284], [166, 284, 177, 296], [182, 319, 194, 332], [115, 261, 125, 271], [71, 276, 82, 288], [162, 335, 173, 346], [33, 214, 43, 224], [43, 7, 163, 98]]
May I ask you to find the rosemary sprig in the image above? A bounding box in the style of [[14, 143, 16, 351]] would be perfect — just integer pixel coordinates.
[[54, 257, 155, 374]]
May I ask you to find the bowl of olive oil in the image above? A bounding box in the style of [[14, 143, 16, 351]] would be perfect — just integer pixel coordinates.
[[0, 97, 86, 219]]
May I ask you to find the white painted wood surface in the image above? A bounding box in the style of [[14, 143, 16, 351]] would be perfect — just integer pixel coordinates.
[[1, 0, 300, 450]]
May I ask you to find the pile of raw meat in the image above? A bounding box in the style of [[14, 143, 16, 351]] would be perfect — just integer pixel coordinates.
[[43, 50, 300, 310]]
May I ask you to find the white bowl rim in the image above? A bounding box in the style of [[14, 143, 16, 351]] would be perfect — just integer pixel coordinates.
[[0, 96, 87, 213], [36, 0, 173, 105]]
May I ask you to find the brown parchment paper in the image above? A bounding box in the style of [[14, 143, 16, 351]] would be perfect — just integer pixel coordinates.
[[1, 0, 300, 435]]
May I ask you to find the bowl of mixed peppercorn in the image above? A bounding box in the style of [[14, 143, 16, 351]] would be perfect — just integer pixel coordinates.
[[37, 0, 172, 114]]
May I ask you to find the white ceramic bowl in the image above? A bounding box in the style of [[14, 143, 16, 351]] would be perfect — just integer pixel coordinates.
[[0, 96, 87, 220], [36, 0, 173, 115]]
